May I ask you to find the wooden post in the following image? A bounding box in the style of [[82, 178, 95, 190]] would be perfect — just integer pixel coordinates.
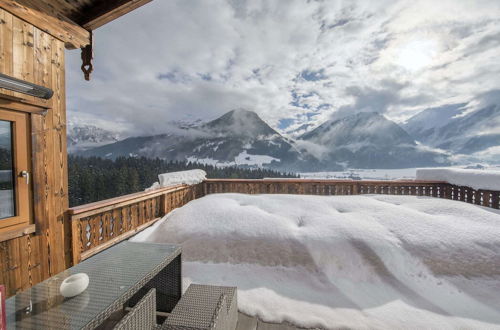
[[492, 192, 499, 209], [352, 183, 359, 195], [70, 218, 81, 265], [475, 190, 482, 205]]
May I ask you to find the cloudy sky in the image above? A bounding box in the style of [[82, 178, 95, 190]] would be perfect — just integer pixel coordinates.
[[66, 0, 500, 137]]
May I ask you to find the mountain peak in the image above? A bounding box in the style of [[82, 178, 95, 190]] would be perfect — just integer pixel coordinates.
[[203, 109, 276, 137], [222, 108, 262, 122], [67, 124, 120, 153], [338, 111, 382, 121], [227, 108, 257, 116], [298, 111, 447, 168], [300, 111, 410, 144]]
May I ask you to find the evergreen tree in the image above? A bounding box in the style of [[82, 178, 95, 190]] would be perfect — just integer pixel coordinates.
[[68, 155, 299, 207]]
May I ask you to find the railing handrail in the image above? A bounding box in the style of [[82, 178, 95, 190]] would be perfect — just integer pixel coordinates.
[[68, 184, 187, 217], [69, 179, 452, 218], [204, 178, 448, 184]]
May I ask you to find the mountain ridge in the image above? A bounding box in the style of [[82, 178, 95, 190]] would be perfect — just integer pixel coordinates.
[[73, 109, 452, 170], [298, 112, 448, 169], [403, 102, 500, 159], [76, 109, 308, 170]]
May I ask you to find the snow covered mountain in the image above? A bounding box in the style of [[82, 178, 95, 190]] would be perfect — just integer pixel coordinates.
[[78, 109, 308, 170], [78, 110, 450, 170], [298, 112, 449, 168], [403, 102, 500, 159], [67, 123, 120, 153]]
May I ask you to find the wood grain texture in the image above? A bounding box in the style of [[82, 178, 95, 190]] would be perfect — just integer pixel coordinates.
[[0, 8, 68, 297], [78, 0, 152, 30], [68, 185, 201, 264], [0, 0, 152, 49], [0, 0, 148, 296], [0, 0, 90, 49]]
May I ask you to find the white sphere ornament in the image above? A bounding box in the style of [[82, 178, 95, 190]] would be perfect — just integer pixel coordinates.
[[60, 273, 89, 298]]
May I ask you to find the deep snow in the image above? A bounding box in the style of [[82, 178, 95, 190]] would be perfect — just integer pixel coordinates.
[[132, 194, 500, 329]]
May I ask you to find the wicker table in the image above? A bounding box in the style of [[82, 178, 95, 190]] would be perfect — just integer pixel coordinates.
[[6, 241, 181, 329]]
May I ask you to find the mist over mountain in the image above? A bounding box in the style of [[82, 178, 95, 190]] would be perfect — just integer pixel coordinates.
[[298, 112, 448, 169], [404, 93, 500, 163], [76, 109, 312, 171], [67, 123, 120, 153], [73, 109, 458, 170]]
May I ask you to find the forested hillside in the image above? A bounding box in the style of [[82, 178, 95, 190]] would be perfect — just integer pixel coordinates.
[[68, 156, 298, 206]]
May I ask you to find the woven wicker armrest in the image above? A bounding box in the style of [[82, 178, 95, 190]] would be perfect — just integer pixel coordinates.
[[210, 294, 228, 330], [161, 284, 238, 330], [114, 288, 157, 330]]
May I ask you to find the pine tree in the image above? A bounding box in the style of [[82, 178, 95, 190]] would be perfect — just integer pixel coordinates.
[[68, 155, 299, 207]]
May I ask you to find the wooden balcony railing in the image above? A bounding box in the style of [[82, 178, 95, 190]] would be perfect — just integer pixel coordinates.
[[203, 179, 449, 196], [204, 179, 499, 208], [68, 178, 499, 267], [68, 183, 204, 264]]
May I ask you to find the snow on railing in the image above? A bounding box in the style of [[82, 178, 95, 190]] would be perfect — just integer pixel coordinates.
[[147, 169, 207, 190], [416, 168, 500, 191]]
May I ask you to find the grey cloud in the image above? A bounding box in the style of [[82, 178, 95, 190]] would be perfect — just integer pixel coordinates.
[[463, 31, 500, 58], [65, 0, 500, 138], [332, 81, 406, 120], [478, 89, 500, 107]]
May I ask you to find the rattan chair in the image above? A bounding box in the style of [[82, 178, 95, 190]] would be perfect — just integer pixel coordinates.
[[113, 288, 157, 330], [161, 284, 238, 330]]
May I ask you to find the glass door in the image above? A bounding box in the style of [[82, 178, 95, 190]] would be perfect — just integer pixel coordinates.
[[0, 120, 15, 219]]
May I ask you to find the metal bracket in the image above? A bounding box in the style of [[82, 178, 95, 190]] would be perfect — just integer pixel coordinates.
[[81, 32, 94, 81]]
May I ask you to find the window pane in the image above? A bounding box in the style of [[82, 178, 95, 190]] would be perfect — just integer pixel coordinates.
[[0, 120, 15, 219]]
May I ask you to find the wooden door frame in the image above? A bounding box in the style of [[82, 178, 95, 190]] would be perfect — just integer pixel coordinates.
[[0, 108, 32, 230]]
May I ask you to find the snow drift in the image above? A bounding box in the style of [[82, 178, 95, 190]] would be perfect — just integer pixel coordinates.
[[417, 167, 500, 190], [132, 194, 500, 329]]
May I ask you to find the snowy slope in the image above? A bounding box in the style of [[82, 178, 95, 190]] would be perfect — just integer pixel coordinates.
[[132, 193, 500, 329], [299, 112, 449, 168], [67, 123, 120, 153], [402, 103, 467, 137], [76, 110, 453, 170]]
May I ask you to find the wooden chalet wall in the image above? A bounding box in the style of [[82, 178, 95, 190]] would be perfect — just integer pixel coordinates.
[[0, 7, 69, 297]]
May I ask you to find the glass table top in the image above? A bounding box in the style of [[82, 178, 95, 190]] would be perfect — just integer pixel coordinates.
[[6, 241, 181, 329]]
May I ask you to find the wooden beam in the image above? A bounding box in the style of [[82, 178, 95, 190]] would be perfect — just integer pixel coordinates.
[[68, 185, 187, 219], [0, 0, 90, 49], [0, 93, 52, 112], [0, 224, 36, 243], [79, 0, 152, 30]]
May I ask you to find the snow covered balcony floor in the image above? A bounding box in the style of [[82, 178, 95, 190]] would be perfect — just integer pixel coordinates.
[[131, 193, 500, 330]]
